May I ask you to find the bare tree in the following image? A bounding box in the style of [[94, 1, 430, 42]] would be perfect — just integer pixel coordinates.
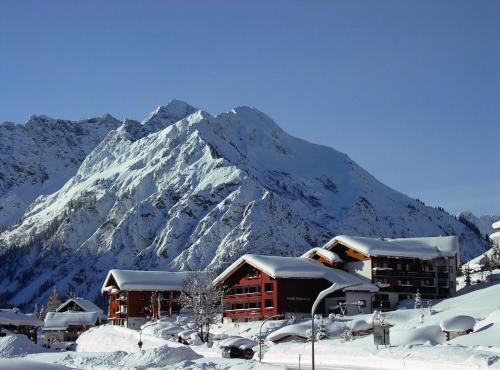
[[46, 286, 62, 312], [178, 270, 224, 343]]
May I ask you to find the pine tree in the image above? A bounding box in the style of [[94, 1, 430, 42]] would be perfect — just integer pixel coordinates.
[[414, 289, 422, 309], [46, 286, 62, 312], [38, 304, 47, 320], [316, 320, 328, 341]]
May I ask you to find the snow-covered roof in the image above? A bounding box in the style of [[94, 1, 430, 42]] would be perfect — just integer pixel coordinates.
[[0, 309, 43, 327], [492, 221, 500, 230], [300, 247, 343, 264], [43, 311, 99, 331], [212, 254, 376, 292], [101, 269, 192, 293], [490, 230, 500, 241], [56, 297, 103, 318], [325, 235, 459, 260], [440, 315, 476, 332], [218, 336, 257, 348]]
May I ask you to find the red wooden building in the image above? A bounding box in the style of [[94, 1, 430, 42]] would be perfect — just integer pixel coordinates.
[[101, 269, 191, 329], [213, 254, 377, 321]]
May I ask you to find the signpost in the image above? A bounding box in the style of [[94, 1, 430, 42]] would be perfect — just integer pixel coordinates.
[[373, 324, 390, 349]]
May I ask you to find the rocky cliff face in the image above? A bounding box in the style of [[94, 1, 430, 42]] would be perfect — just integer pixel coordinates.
[[0, 100, 488, 308]]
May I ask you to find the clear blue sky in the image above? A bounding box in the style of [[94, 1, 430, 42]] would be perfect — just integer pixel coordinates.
[[1, 1, 499, 215]]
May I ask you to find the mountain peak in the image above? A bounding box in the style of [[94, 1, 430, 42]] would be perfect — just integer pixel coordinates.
[[143, 99, 197, 128]]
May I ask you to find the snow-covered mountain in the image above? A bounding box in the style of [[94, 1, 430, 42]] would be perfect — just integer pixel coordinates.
[[0, 114, 122, 226], [457, 211, 500, 239], [0, 100, 489, 308]]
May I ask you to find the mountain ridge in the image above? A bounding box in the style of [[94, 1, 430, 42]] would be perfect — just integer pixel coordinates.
[[0, 100, 488, 309]]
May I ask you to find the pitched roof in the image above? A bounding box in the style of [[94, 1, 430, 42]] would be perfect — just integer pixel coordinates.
[[101, 269, 192, 293], [300, 247, 343, 264], [325, 235, 459, 260], [0, 309, 43, 327], [43, 311, 98, 331], [212, 254, 377, 292], [56, 297, 104, 319]]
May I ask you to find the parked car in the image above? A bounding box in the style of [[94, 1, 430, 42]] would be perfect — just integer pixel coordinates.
[[221, 345, 254, 359]]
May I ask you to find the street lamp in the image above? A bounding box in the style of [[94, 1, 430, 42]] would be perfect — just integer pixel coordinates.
[[310, 283, 359, 370], [138, 321, 157, 351], [259, 314, 282, 362]]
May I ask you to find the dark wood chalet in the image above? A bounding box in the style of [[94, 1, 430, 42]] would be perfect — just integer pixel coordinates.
[[213, 254, 378, 322], [322, 235, 460, 310], [101, 269, 191, 329]]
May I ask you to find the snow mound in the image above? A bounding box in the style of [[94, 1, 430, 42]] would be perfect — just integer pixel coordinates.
[[351, 319, 373, 332], [391, 325, 445, 346], [141, 320, 184, 339], [76, 324, 166, 353], [440, 315, 476, 332], [120, 344, 202, 368], [266, 321, 310, 342], [0, 359, 70, 370], [0, 334, 50, 358], [218, 336, 257, 348], [450, 309, 500, 347]]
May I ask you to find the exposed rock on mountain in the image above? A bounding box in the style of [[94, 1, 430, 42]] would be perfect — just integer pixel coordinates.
[[0, 100, 488, 308], [0, 114, 122, 226]]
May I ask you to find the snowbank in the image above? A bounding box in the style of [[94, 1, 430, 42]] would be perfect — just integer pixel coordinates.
[[76, 324, 167, 353], [0, 359, 70, 369], [391, 325, 445, 346], [351, 319, 373, 333], [451, 310, 500, 347], [0, 334, 50, 358], [266, 321, 310, 342], [218, 336, 257, 348], [140, 320, 183, 339]]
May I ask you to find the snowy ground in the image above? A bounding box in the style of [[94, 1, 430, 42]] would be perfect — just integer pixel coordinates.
[[2, 276, 500, 369]]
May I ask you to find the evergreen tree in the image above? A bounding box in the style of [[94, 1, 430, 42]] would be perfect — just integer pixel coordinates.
[[46, 286, 62, 312], [316, 320, 328, 341], [38, 304, 47, 320], [414, 289, 422, 309]]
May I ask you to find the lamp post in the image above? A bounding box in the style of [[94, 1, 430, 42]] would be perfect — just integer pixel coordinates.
[[310, 283, 340, 370], [310, 282, 361, 370], [259, 314, 282, 362], [138, 321, 157, 351]]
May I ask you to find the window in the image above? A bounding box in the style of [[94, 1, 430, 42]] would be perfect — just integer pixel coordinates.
[[264, 283, 273, 292], [398, 280, 412, 286], [265, 299, 273, 308], [138, 293, 145, 301], [139, 307, 145, 314], [248, 269, 258, 279]]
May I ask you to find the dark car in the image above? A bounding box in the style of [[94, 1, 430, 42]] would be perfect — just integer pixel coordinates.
[[221, 345, 255, 359]]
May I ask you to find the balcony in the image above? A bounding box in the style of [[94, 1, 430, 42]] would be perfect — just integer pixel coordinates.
[[373, 269, 435, 278], [224, 294, 262, 303], [224, 308, 262, 318]]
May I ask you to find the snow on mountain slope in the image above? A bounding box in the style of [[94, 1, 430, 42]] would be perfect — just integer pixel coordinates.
[[0, 114, 122, 226], [457, 211, 500, 238], [0, 100, 488, 308]]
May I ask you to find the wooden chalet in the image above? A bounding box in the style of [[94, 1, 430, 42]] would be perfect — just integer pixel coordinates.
[[101, 269, 191, 329], [213, 254, 378, 322], [0, 309, 42, 343], [322, 235, 460, 310], [43, 311, 99, 347]]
